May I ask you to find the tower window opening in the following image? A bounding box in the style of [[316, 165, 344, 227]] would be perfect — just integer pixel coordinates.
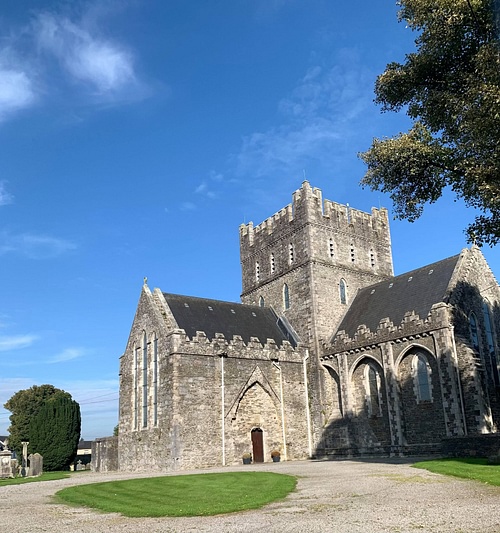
[[289, 243, 294, 264], [339, 279, 347, 305], [283, 283, 290, 310], [329, 238, 335, 258], [270, 253, 275, 274], [255, 262, 260, 282], [350, 244, 355, 263], [370, 249, 375, 268], [259, 296, 265, 307]]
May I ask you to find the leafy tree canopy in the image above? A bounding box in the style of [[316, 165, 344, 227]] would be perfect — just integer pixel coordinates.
[[360, 0, 500, 245], [4, 384, 71, 455]]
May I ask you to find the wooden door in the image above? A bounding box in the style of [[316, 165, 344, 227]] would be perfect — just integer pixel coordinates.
[[251, 428, 264, 463]]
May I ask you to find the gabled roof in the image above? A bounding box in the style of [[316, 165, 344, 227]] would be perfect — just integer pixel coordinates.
[[163, 293, 292, 347], [335, 254, 461, 338]]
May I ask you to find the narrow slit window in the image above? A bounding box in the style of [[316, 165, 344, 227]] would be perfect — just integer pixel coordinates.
[[283, 283, 290, 310], [142, 332, 148, 428], [153, 335, 158, 426], [339, 279, 347, 305]]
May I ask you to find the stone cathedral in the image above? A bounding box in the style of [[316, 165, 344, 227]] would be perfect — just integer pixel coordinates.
[[104, 182, 500, 473]]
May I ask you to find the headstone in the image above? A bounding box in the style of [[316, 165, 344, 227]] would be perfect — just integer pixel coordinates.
[[0, 451, 14, 478], [29, 453, 43, 477], [76, 460, 85, 471]]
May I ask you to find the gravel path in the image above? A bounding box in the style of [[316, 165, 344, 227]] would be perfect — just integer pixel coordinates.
[[1, 458, 499, 533]]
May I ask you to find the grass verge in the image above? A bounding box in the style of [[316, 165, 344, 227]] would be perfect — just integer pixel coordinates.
[[0, 471, 70, 486], [413, 458, 500, 486], [55, 471, 297, 517]]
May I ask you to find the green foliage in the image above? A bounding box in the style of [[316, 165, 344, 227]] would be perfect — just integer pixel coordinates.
[[56, 472, 297, 517], [4, 385, 72, 455], [413, 457, 500, 485], [29, 395, 81, 471], [113, 424, 119, 436], [360, 0, 500, 246]]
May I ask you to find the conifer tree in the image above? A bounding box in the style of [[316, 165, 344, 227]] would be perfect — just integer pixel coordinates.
[[29, 395, 81, 471]]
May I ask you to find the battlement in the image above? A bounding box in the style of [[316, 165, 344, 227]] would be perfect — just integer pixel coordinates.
[[239, 181, 390, 249], [324, 303, 451, 354], [170, 329, 301, 362]]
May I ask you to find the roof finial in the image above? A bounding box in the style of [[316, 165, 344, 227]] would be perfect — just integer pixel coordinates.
[[143, 276, 148, 286]]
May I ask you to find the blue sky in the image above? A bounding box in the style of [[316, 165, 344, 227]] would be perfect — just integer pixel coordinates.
[[0, 1, 497, 440]]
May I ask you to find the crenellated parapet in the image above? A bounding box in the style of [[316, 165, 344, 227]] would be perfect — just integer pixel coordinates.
[[324, 303, 452, 355], [169, 329, 302, 363]]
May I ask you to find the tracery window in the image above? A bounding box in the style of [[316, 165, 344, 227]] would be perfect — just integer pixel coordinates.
[[483, 301, 500, 386], [133, 344, 139, 430], [365, 364, 381, 417], [414, 353, 432, 402]]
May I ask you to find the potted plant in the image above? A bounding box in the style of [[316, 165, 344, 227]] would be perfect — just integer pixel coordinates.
[[242, 452, 252, 465], [271, 450, 281, 462]]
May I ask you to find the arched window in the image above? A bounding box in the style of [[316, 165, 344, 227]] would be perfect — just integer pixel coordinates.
[[469, 312, 480, 352], [133, 344, 139, 430], [259, 296, 265, 307], [142, 331, 148, 428], [283, 283, 290, 310], [483, 301, 499, 386], [365, 364, 381, 417], [339, 279, 347, 305], [153, 334, 158, 426], [414, 353, 432, 402]]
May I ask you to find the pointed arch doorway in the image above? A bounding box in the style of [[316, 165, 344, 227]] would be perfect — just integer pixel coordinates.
[[251, 428, 264, 463]]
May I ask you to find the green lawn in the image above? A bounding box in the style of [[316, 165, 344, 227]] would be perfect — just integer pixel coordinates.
[[0, 471, 70, 486], [55, 471, 297, 517], [413, 458, 500, 486]]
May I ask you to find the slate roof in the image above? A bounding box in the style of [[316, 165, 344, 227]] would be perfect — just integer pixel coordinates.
[[163, 293, 293, 347], [335, 254, 461, 338]]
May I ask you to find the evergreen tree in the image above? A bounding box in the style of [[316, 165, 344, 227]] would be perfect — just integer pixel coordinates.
[[4, 384, 72, 456], [29, 395, 81, 471]]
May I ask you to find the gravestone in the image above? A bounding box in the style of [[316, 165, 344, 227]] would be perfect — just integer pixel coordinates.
[[29, 453, 43, 477], [0, 451, 14, 478]]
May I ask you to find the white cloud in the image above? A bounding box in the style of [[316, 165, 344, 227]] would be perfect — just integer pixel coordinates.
[[0, 61, 36, 121], [34, 13, 137, 95], [48, 347, 85, 364], [233, 50, 375, 179], [0, 231, 77, 259], [0, 182, 13, 206], [0, 334, 38, 352]]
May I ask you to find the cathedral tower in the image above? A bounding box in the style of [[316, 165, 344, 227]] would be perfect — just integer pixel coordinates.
[[239, 181, 393, 348]]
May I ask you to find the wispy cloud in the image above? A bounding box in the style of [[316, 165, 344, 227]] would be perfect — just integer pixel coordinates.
[[0, 182, 14, 206], [180, 202, 196, 211], [233, 49, 375, 179], [0, 334, 38, 352], [34, 13, 137, 96], [47, 347, 85, 364], [0, 231, 77, 258]]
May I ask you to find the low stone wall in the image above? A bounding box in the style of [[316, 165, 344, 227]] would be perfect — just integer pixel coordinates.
[[92, 436, 118, 472], [441, 434, 500, 458]]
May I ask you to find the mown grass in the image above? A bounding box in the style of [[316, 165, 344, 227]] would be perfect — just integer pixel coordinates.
[[55, 471, 297, 517], [413, 458, 500, 486], [0, 471, 70, 486]]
